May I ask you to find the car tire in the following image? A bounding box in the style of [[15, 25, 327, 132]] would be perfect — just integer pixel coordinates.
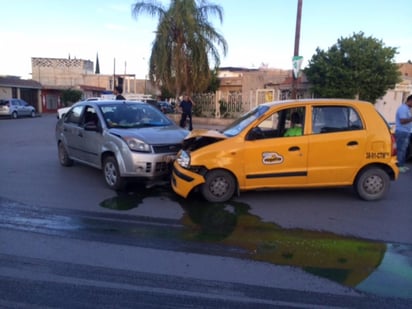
[[201, 169, 236, 203], [354, 167, 390, 201], [31, 110, 36, 118], [11, 111, 17, 119], [58, 142, 74, 166], [103, 156, 126, 190]]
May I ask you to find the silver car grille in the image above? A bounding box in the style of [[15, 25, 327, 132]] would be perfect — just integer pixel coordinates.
[[152, 143, 182, 154]]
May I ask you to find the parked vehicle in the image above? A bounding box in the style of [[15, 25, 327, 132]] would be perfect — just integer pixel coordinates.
[[172, 99, 399, 202], [0, 98, 36, 119], [57, 98, 100, 119], [156, 101, 174, 114], [56, 100, 189, 190]]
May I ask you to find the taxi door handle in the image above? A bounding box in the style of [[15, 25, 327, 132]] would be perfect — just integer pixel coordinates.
[[289, 146, 300, 152], [347, 141, 358, 146]]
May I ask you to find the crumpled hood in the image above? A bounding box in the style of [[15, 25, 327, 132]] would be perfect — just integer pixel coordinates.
[[182, 129, 228, 151], [109, 126, 189, 144], [184, 129, 228, 140]]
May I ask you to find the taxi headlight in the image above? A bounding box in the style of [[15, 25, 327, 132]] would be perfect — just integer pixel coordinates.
[[176, 150, 190, 168], [122, 136, 151, 152]]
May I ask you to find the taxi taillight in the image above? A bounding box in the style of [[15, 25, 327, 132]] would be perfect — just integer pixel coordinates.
[[391, 134, 397, 156]]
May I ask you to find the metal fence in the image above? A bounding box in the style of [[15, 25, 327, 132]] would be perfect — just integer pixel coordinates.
[[192, 89, 278, 119]]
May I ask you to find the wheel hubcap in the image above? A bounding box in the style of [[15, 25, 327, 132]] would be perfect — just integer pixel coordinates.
[[209, 177, 229, 197], [105, 162, 117, 186], [363, 175, 383, 194]]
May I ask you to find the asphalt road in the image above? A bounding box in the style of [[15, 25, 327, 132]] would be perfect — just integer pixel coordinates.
[[0, 114, 411, 308]]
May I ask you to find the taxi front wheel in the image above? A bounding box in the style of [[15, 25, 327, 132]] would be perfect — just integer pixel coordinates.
[[201, 170, 236, 203], [354, 167, 390, 201]]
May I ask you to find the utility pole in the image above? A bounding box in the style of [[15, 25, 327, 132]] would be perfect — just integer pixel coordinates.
[[113, 58, 116, 90], [291, 0, 303, 99]]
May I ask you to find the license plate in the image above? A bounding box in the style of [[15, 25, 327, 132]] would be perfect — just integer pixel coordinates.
[[164, 155, 176, 163]]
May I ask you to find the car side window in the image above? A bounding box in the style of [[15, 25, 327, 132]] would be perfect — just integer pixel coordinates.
[[312, 106, 363, 134], [66, 106, 83, 125], [249, 107, 305, 140], [83, 106, 99, 126]]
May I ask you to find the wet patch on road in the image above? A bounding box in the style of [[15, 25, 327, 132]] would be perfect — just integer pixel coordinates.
[[99, 185, 412, 300], [1, 188, 411, 300]]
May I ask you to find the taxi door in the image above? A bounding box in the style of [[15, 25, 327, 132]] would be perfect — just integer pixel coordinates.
[[307, 105, 366, 184], [243, 107, 309, 189]]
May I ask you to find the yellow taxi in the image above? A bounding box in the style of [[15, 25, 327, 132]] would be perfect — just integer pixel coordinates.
[[171, 99, 399, 202]]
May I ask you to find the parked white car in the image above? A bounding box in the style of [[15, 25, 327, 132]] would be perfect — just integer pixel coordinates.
[[57, 98, 101, 119]]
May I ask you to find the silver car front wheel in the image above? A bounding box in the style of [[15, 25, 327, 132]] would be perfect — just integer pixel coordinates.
[[103, 156, 126, 190], [58, 142, 73, 166]]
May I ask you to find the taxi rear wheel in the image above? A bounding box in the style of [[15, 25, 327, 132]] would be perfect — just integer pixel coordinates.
[[201, 170, 236, 203], [354, 167, 390, 201]]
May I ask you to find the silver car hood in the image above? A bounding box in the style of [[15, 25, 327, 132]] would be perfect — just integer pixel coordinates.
[[108, 126, 189, 144]]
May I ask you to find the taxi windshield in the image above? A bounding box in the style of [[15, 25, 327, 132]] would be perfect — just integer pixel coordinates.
[[222, 105, 269, 137]]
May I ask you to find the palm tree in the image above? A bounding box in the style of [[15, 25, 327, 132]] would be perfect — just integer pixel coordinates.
[[131, 0, 228, 98]]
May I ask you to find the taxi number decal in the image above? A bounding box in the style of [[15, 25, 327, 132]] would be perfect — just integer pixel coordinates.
[[366, 152, 390, 159], [262, 152, 284, 165]]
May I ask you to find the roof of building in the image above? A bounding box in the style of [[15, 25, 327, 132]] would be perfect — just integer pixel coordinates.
[[0, 76, 42, 89]]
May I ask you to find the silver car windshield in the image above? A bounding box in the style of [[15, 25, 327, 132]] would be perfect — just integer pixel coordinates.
[[100, 103, 173, 128]]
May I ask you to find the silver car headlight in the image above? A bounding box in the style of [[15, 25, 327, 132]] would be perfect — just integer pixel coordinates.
[[122, 137, 151, 153], [176, 150, 190, 168]]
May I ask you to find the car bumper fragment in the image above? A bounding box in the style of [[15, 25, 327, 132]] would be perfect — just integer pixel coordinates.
[[171, 163, 205, 198]]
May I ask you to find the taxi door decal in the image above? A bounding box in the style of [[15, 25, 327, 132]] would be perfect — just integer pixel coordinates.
[[262, 152, 284, 165]]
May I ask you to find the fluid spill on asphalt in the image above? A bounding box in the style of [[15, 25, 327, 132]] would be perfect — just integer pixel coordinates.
[[99, 185, 412, 299]]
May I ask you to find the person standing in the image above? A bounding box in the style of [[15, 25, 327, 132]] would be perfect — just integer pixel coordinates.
[[179, 94, 195, 130], [114, 86, 126, 100], [395, 94, 412, 172]]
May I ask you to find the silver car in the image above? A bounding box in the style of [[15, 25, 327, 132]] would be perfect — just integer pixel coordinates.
[[0, 98, 36, 119], [55, 100, 189, 190]]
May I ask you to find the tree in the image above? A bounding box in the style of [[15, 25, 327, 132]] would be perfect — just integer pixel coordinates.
[[206, 67, 220, 93], [131, 0, 228, 98], [61, 88, 83, 107], [304, 32, 401, 103]]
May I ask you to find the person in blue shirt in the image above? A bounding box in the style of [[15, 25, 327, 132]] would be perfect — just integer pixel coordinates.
[[179, 94, 195, 130], [395, 94, 412, 172]]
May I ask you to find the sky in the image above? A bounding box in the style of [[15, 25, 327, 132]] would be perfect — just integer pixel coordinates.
[[1, 0, 411, 79]]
